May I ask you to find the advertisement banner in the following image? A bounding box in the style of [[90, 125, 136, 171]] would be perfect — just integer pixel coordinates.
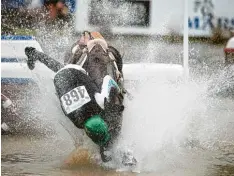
[[188, 0, 234, 36], [74, 0, 234, 37]]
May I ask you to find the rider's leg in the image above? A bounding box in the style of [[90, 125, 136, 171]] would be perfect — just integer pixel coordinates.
[[25, 47, 64, 72]]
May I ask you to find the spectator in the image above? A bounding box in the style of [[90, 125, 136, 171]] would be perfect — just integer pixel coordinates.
[[1, 0, 74, 35], [43, 0, 73, 22]]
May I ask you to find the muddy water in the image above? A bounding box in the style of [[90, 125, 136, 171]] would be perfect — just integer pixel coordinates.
[[2, 97, 234, 176], [2, 37, 234, 176]]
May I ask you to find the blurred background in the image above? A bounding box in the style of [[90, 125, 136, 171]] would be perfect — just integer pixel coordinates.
[[1, 0, 234, 38], [2, 0, 234, 67]]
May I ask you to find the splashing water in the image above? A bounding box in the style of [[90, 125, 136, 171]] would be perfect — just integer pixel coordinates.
[[108, 69, 234, 174]]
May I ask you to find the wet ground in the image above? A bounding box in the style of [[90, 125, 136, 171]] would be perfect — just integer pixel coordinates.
[[2, 35, 234, 176]]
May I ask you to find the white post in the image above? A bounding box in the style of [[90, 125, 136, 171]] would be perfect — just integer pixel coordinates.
[[183, 0, 189, 80]]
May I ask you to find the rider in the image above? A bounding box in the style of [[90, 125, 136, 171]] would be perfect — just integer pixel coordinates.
[[24, 31, 135, 165]]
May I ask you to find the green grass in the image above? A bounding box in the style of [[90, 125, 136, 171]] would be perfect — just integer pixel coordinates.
[[13, 28, 37, 36]]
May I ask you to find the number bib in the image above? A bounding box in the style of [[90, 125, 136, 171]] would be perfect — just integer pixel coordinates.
[[60, 86, 91, 114]]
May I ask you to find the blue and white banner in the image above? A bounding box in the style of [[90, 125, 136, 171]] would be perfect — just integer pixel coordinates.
[[188, 0, 234, 36]]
